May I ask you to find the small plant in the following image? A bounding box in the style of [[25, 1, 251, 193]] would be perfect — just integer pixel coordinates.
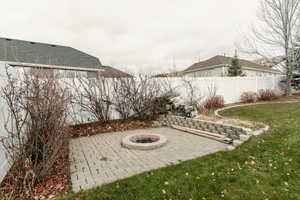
[[240, 92, 258, 103], [203, 95, 225, 111], [257, 89, 278, 101], [100, 156, 108, 161]]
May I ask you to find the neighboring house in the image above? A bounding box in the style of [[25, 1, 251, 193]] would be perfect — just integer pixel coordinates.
[[183, 55, 283, 77], [254, 56, 284, 68], [0, 37, 132, 78]]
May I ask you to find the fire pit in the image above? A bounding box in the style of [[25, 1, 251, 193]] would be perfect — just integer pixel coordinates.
[[121, 133, 168, 150]]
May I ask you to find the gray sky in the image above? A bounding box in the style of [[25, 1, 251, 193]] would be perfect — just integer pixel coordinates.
[[0, 0, 260, 73]]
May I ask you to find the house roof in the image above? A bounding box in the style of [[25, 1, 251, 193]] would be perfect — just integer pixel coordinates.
[[99, 66, 133, 78], [184, 55, 281, 73], [0, 37, 102, 69]]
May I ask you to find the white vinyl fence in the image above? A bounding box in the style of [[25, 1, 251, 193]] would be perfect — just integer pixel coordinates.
[[165, 76, 284, 105], [0, 64, 285, 184]]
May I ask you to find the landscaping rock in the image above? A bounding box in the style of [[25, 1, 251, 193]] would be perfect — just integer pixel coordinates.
[[240, 134, 251, 142], [233, 140, 244, 147], [158, 115, 249, 141], [226, 145, 236, 151]]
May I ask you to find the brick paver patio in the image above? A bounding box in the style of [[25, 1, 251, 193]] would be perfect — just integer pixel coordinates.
[[69, 127, 229, 192]]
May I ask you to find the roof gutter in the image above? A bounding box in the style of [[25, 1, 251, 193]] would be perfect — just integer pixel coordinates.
[[184, 64, 225, 73], [242, 66, 283, 74], [6, 61, 104, 72], [184, 64, 283, 74]]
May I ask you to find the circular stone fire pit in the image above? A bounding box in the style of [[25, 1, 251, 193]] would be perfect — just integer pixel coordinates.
[[121, 133, 168, 150]]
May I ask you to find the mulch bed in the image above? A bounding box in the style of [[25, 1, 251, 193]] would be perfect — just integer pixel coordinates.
[[71, 119, 154, 138], [0, 119, 154, 200], [0, 139, 70, 200]]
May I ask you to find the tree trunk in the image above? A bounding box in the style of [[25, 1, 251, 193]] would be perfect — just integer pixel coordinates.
[[286, 72, 293, 96], [285, 45, 293, 96]]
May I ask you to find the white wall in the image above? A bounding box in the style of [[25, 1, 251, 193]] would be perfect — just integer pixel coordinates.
[[184, 66, 282, 77], [0, 64, 285, 184], [0, 61, 10, 184], [163, 76, 284, 104]]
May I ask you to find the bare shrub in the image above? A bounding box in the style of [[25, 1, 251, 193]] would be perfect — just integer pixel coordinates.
[[0, 68, 70, 194], [257, 89, 278, 101], [111, 78, 133, 120], [0, 190, 14, 200], [201, 84, 224, 113], [240, 92, 258, 103], [111, 75, 175, 120], [181, 77, 203, 109], [203, 95, 225, 111], [71, 74, 112, 123]]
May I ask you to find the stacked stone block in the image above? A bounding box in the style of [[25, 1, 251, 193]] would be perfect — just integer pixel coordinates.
[[155, 115, 249, 140]]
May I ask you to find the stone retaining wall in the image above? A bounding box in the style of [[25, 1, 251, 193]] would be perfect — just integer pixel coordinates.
[[155, 115, 250, 140]]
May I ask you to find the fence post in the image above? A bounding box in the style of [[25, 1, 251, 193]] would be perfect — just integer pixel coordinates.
[[236, 77, 239, 102], [255, 76, 258, 92]]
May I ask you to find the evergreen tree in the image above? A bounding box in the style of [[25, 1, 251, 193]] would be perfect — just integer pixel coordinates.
[[228, 53, 244, 77]]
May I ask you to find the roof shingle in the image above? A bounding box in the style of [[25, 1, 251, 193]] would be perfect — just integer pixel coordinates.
[[185, 55, 281, 73], [99, 66, 133, 78], [0, 37, 102, 69]]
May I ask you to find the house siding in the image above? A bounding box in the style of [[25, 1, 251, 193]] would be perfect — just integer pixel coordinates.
[[184, 66, 280, 77], [185, 66, 225, 77]]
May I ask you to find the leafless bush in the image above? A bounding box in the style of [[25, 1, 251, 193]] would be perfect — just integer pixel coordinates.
[[71, 74, 112, 123], [241, 92, 258, 103], [0, 67, 70, 193], [203, 95, 225, 112], [0, 190, 14, 200], [181, 77, 202, 109], [111, 78, 133, 120], [111, 75, 175, 120], [257, 89, 278, 101], [201, 84, 224, 113]]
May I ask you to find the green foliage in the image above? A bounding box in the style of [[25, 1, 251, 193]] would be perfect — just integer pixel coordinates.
[[58, 103, 300, 200], [228, 57, 245, 77], [100, 156, 108, 161]]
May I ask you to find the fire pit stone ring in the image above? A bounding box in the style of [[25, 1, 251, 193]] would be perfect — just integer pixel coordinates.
[[121, 133, 168, 150]]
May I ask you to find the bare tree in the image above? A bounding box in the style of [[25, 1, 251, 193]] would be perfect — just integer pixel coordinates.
[[241, 0, 300, 95], [0, 67, 70, 193]]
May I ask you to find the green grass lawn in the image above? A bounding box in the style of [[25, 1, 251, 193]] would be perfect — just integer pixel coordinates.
[[59, 103, 300, 200]]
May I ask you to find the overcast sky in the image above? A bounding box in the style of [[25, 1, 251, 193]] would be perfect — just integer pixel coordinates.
[[0, 0, 260, 73]]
